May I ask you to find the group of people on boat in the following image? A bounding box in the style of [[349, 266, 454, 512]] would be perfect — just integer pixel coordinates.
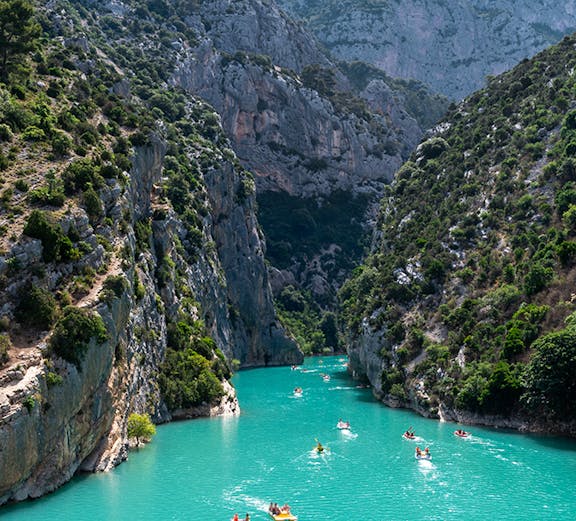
[[231, 513, 250, 521], [269, 503, 291, 515], [415, 446, 431, 459], [337, 418, 350, 430], [403, 425, 471, 459]]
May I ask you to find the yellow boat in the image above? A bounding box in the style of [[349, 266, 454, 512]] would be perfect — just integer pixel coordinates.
[[268, 513, 298, 521]]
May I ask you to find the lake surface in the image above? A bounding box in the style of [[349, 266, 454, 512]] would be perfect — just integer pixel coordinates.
[[3, 356, 576, 520]]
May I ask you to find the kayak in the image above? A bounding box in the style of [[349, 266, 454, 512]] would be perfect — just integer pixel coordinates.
[[454, 431, 470, 438], [402, 433, 415, 440], [337, 421, 350, 430]]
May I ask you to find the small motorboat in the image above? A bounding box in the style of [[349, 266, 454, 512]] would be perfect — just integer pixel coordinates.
[[337, 420, 351, 430], [454, 430, 470, 438]]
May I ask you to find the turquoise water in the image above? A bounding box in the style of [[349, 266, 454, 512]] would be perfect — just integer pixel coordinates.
[[3, 356, 576, 520]]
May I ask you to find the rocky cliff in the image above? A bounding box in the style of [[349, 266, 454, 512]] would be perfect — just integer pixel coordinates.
[[163, 0, 448, 316], [0, 0, 302, 504], [170, 14, 423, 199], [278, 0, 576, 99]]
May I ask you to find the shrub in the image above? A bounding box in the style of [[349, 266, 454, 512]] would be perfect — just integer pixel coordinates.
[[22, 125, 45, 141], [50, 131, 72, 157], [15, 284, 58, 330], [0, 123, 13, 141], [82, 185, 103, 222], [0, 333, 10, 366], [524, 263, 554, 296], [102, 275, 128, 298], [46, 371, 63, 387], [159, 349, 224, 410], [523, 327, 576, 417], [62, 158, 103, 194], [23, 209, 78, 262], [49, 306, 108, 369]]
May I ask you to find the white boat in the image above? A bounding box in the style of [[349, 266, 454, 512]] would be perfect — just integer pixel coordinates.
[[337, 421, 351, 430]]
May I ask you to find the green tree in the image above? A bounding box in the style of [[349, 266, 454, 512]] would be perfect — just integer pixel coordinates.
[[127, 413, 156, 446], [0, 0, 40, 81], [523, 327, 576, 417], [49, 306, 108, 369]]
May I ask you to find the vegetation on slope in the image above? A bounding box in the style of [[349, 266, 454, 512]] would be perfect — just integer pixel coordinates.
[[0, 0, 242, 410], [340, 35, 576, 423]]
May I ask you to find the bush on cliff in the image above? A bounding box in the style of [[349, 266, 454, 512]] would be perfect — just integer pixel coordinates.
[[23, 210, 79, 262], [48, 306, 108, 369], [523, 325, 576, 418], [159, 349, 224, 410], [15, 284, 59, 330], [0, 333, 10, 367]]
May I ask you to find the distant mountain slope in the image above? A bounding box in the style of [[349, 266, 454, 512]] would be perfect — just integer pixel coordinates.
[[340, 35, 576, 435], [277, 0, 576, 99]]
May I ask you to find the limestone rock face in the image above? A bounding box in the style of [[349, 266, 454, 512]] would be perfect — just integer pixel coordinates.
[[203, 161, 301, 366], [172, 44, 419, 199], [186, 0, 330, 72], [278, 0, 576, 99], [0, 129, 299, 503], [347, 317, 388, 397]]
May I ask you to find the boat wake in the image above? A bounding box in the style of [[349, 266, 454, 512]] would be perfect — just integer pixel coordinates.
[[222, 484, 270, 513], [339, 429, 358, 440]]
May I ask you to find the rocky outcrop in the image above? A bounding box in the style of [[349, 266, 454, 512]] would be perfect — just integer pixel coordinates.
[[184, 0, 330, 72], [278, 0, 576, 99], [172, 43, 419, 199], [203, 160, 301, 366]]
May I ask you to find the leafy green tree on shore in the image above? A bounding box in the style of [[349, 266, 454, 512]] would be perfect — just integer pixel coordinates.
[[127, 413, 156, 446], [0, 0, 40, 81]]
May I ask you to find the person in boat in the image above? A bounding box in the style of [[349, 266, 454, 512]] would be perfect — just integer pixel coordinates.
[[232, 514, 239, 521], [338, 419, 350, 429], [281, 504, 291, 514], [244, 514, 250, 521], [404, 427, 415, 438], [415, 446, 422, 456], [316, 441, 324, 452], [424, 447, 430, 455]]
